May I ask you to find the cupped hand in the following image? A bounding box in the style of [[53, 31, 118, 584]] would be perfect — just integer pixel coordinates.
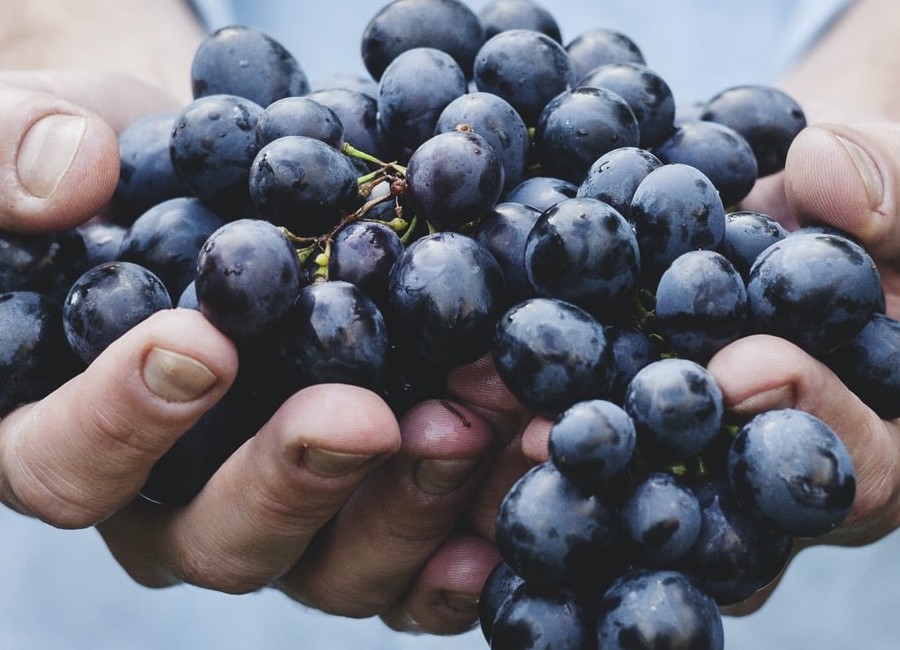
[[0, 70, 517, 636]]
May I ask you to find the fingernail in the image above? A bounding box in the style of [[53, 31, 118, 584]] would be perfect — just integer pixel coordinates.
[[143, 347, 218, 402], [415, 458, 480, 496], [441, 590, 478, 614], [835, 134, 884, 208], [730, 384, 795, 416], [304, 448, 373, 478], [17, 114, 87, 198]]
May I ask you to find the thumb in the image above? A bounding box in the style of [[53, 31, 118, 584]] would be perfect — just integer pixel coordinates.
[[0, 70, 181, 233], [783, 122, 900, 276]]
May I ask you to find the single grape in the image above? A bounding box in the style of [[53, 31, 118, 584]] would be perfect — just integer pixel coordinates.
[[620, 472, 702, 566], [578, 62, 676, 149], [534, 86, 640, 184], [360, 0, 485, 80], [652, 120, 758, 207], [576, 146, 662, 219], [63, 261, 172, 365], [653, 250, 748, 364], [490, 581, 597, 650], [746, 231, 882, 356], [306, 87, 391, 161], [523, 197, 641, 321], [194, 218, 303, 340], [700, 84, 806, 176], [548, 399, 637, 490], [248, 135, 360, 237], [387, 231, 507, 368], [684, 479, 793, 606], [78, 222, 127, 267], [328, 220, 404, 310], [255, 96, 344, 149], [492, 297, 613, 414], [169, 93, 264, 214], [478, 0, 561, 42], [596, 569, 724, 650], [495, 461, 620, 590], [117, 197, 226, 299], [376, 47, 468, 151], [405, 129, 504, 230], [720, 209, 788, 281], [727, 408, 856, 538], [624, 358, 724, 461], [0, 291, 82, 415], [434, 91, 530, 192], [564, 27, 646, 81], [191, 24, 309, 107], [473, 28, 576, 124], [503, 176, 577, 212], [472, 201, 541, 303], [605, 325, 662, 404]]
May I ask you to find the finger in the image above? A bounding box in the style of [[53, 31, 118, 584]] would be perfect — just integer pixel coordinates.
[[782, 123, 900, 273], [276, 399, 495, 617], [707, 334, 900, 545], [0, 70, 180, 233], [0, 308, 236, 528], [380, 534, 501, 635], [99, 384, 401, 594]]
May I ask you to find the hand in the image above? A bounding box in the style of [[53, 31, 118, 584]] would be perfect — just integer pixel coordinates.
[[711, 120, 900, 613], [0, 70, 510, 636]]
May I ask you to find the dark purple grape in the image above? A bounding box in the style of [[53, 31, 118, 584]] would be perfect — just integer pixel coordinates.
[[503, 176, 577, 212], [314, 74, 378, 99], [565, 28, 646, 81], [720, 210, 788, 281], [169, 93, 264, 214], [278, 280, 389, 391], [534, 86, 640, 184], [117, 197, 226, 299], [473, 29, 576, 125], [653, 120, 758, 207], [620, 472, 702, 566], [624, 358, 724, 462], [472, 201, 541, 303], [194, 218, 303, 340], [827, 312, 900, 419], [77, 222, 127, 267], [255, 96, 344, 149], [523, 197, 641, 321], [0, 291, 82, 415], [492, 297, 613, 415], [596, 569, 724, 650], [0, 229, 89, 306], [478, 561, 524, 643], [727, 408, 856, 538], [578, 62, 676, 149], [376, 47, 468, 151], [605, 325, 662, 404], [700, 84, 806, 177], [307, 88, 391, 161], [478, 0, 561, 42], [746, 231, 882, 357], [490, 581, 596, 650], [654, 250, 748, 364], [328, 220, 404, 309], [191, 25, 309, 107], [434, 91, 530, 192], [548, 399, 637, 490], [360, 0, 485, 80], [684, 479, 793, 606], [576, 146, 662, 219], [405, 129, 504, 230], [495, 461, 620, 590], [629, 163, 726, 283], [248, 135, 360, 237], [113, 112, 188, 223], [63, 261, 172, 365], [387, 231, 507, 368]]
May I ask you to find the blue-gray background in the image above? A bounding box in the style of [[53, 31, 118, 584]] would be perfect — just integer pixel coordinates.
[[5, 1, 900, 648]]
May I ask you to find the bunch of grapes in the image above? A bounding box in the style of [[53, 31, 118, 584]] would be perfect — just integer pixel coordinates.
[[1, 0, 896, 647]]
